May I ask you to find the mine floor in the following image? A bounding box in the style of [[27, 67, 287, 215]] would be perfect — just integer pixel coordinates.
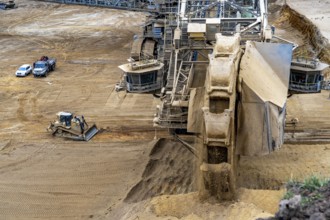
[[0, 0, 330, 219]]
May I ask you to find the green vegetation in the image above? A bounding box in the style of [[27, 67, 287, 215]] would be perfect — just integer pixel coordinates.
[[300, 193, 323, 206], [283, 175, 329, 205], [283, 190, 294, 200], [302, 176, 328, 191]]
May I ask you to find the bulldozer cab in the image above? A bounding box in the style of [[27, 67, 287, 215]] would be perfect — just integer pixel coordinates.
[[57, 112, 73, 127]]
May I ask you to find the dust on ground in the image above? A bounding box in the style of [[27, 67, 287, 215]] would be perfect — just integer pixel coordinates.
[[0, 0, 330, 220]]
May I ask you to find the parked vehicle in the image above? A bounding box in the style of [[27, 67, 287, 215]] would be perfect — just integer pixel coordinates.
[[15, 64, 32, 77], [0, 0, 15, 10], [33, 56, 56, 77]]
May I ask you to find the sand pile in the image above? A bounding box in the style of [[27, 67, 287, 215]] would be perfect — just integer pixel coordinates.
[[280, 4, 330, 63], [124, 138, 197, 203], [120, 191, 278, 220]]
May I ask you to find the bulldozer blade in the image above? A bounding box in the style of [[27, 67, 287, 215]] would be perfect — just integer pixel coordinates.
[[84, 124, 99, 141]]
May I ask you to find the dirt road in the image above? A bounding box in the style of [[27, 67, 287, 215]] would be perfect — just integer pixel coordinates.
[[1, 1, 330, 220]]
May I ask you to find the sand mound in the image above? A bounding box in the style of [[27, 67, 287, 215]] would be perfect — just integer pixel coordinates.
[[148, 192, 273, 220], [280, 4, 330, 63], [124, 138, 197, 203]]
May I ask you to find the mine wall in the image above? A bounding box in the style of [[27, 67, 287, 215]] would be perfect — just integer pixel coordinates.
[[281, 4, 330, 63]]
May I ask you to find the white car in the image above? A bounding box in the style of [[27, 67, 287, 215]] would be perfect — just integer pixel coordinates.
[[16, 64, 32, 77]]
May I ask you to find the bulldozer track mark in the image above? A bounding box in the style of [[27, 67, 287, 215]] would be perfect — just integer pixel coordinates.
[[81, 85, 93, 102], [0, 142, 57, 174], [116, 92, 127, 107], [53, 86, 64, 102], [16, 96, 29, 122], [0, 140, 12, 154]]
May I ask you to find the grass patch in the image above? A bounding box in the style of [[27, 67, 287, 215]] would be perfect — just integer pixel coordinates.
[[283, 190, 294, 200], [302, 176, 328, 191], [283, 175, 329, 203], [300, 193, 323, 206]]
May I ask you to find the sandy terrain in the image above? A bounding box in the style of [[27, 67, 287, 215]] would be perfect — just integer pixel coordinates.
[[286, 91, 330, 130], [0, 0, 330, 220], [0, 1, 160, 219], [287, 0, 330, 40]]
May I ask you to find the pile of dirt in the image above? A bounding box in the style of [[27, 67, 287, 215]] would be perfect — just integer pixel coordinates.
[[280, 4, 330, 63], [260, 178, 330, 220], [124, 138, 197, 203]]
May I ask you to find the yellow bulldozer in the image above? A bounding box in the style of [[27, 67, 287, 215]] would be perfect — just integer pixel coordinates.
[[47, 112, 99, 141]]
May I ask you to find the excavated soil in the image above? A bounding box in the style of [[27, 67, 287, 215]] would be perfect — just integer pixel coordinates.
[[124, 138, 196, 203], [280, 4, 330, 63], [0, 0, 330, 220], [269, 0, 330, 74]]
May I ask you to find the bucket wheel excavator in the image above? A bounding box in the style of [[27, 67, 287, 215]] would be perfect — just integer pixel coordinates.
[[117, 0, 293, 200], [47, 112, 99, 141], [148, 0, 293, 200], [194, 33, 292, 200], [46, 0, 294, 200]]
